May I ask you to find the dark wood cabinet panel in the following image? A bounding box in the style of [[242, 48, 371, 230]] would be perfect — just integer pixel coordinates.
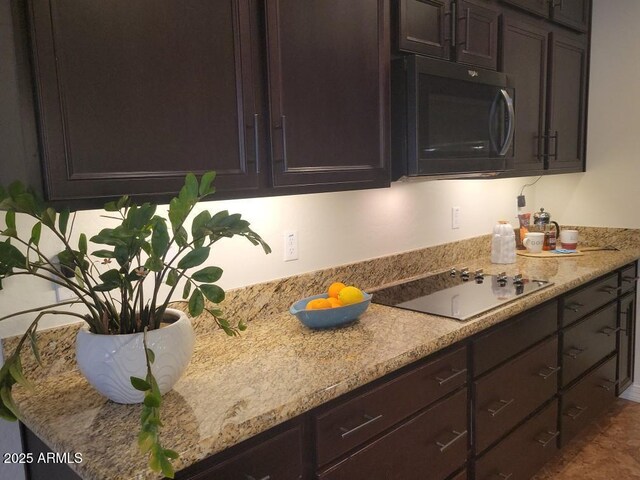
[[500, 0, 550, 18], [474, 336, 558, 453], [561, 302, 617, 387], [266, 0, 390, 191], [501, 15, 548, 174], [551, 0, 591, 32], [318, 389, 468, 480], [620, 263, 638, 295], [315, 346, 466, 466], [28, 0, 266, 203], [546, 30, 588, 173], [475, 400, 559, 480], [618, 291, 636, 395], [561, 272, 618, 327], [474, 300, 557, 376], [397, 0, 452, 59], [560, 355, 617, 446], [456, 1, 499, 70]]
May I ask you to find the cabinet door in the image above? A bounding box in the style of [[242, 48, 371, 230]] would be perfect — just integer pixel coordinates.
[[318, 389, 467, 480], [545, 30, 587, 173], [618, 291, 636, 395], [456, 1, 499, 70], [28, 0, 265, 204], [500, 0, 550, 19], [266, 0, 390, 192], [501, 16, 548, 174], [397, 0, 452, 59], [551, 0, 590, 32]]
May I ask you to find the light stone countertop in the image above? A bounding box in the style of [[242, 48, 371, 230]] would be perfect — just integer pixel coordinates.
[[9, 241, 640, 480]]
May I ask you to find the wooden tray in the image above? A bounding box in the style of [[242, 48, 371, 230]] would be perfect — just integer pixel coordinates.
[[517, 250, 584, 258]]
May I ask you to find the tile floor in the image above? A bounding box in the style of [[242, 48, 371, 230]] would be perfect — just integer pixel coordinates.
[[532, 399, 640, 479]]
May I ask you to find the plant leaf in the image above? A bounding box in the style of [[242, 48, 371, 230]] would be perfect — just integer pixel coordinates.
[[182, 281, 192, 299], [144, 392, 161, 408], [28, 330, 42, 367], [163, 449, 179, 460], [41, 208, 57, 229], [160, 454, 175, 478], [146, 348, 155, 364], [91, 249, 115, 259], [4, 211, 16, 232], [188, 289, 204, 317], [200, 284, 225, 303], [78, 233, 88, 255], [130, 376, 151, 392], [8, 357, 33, 391], [182, 173, 198, 201], [191, 266, 223, 283], [0, 241, 27, 268], [166, 269, 179, 287], [151, 218, 169, 257], [58, 209, 70, 236], [30, 222, 42, 246], [144, 256, 163, 273], [177, 247, 210, 270], [198, 171, 216, 196], [0, 386, 20, 420]]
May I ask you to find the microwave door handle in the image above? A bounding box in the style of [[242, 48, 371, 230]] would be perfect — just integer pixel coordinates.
[[498, 88, 515, 156], [489, 92, 500, 153]]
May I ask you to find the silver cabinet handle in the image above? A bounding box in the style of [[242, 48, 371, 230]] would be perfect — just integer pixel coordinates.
[[599, 379, 618, 391], [564, 302, 584, 312], [600, 286, 622, 295], [487, 398, 515, 417], [245, 475, 271, 480], [598, 326, 621, 336], [434, 367, 467, 385], [339, 414, 383, 438], [566, 405, 588, 420], [564, 346, 587, 359], [538, 365, 561, 380], [435, 429, 467, 452], [537, 430, 560, 448]]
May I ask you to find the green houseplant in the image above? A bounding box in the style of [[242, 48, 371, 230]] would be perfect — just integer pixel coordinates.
[[0, 171, 271, 477]]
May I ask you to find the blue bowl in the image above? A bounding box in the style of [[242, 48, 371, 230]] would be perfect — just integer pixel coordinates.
[[290, 292, 372, 330]]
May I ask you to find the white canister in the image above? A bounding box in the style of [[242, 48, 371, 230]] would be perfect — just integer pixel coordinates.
[[491, 221, 516, 264]]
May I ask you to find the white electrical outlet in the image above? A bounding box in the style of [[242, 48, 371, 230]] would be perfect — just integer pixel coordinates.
[[284, 230, 299, 262], [451, 206, 461, 230]]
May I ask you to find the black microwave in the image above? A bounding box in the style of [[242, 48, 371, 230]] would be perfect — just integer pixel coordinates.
[[391, 55, 515, 180]]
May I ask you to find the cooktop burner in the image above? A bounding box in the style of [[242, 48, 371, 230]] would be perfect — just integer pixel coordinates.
[[371, 268, 553, 321]]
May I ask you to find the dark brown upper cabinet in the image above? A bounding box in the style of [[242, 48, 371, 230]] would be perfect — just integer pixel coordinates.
[[265, 0, 390, 191], [396, 0, 499, 70], [27, 0, 267, 204], [501, 14, 587, 175], [501, 0, 591, 32], [18, 0, 390, 207]]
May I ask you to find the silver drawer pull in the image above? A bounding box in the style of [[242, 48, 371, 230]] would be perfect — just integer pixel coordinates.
[[537, 430, 560, 448], [245, 475, 271, 480], [598, 326, 621, 336], [434, 367, 467, 385], [339, 414, 383, 438], [600, 286, 623, 295], [538, 365, 561, 380], [488, 398, 515, 417], [565, 405, 588, 420], [622, 275, 639, 283], [564, 346, 587, 359], [564, 302, 584, 312], [599, 379, 618, 391], [435, 429, 467, 452]]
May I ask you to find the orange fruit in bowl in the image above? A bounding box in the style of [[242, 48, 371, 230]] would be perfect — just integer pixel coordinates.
[[328, 282, 346, 299], [327, 297, 343, 308], [338, 286, 365, 305], [306, 298, 332, 310]]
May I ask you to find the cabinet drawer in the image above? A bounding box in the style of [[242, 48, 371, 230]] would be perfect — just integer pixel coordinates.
[[474, 300, 557, 376], [193, 425, 304, 480], [474, 336, 558, 453], [561, 355, 617, 446], [315, 346, 467, 466], [475, 400, 559, 480], [620, 262, 638, 295], [561, 302, 617, 387], [562, 273, 619, 327], [318, 388, 468, 480]]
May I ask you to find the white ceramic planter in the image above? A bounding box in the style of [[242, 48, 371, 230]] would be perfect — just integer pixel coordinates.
[[75, 308, 195, 404]]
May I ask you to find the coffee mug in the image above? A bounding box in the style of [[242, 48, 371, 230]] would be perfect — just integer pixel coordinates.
[[523, 232, 545, 253], [559, 229, 579, 250]]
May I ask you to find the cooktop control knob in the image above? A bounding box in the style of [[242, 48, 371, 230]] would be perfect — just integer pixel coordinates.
[[461, 268, 470, 281], [474, 269, 485, 283], [513, 274, 523, 285], [450, 268, 457, 277], [497, 272, 508, 285]]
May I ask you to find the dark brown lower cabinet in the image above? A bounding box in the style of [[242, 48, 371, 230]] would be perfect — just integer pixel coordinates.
[[560, 355, 617, 447], [475, 400, 559, 480], [618, 291, 637, 394], [317, 388, 468, 480]]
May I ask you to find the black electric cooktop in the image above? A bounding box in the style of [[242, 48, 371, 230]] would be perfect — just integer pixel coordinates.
[[371, 268, 553, 322]]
